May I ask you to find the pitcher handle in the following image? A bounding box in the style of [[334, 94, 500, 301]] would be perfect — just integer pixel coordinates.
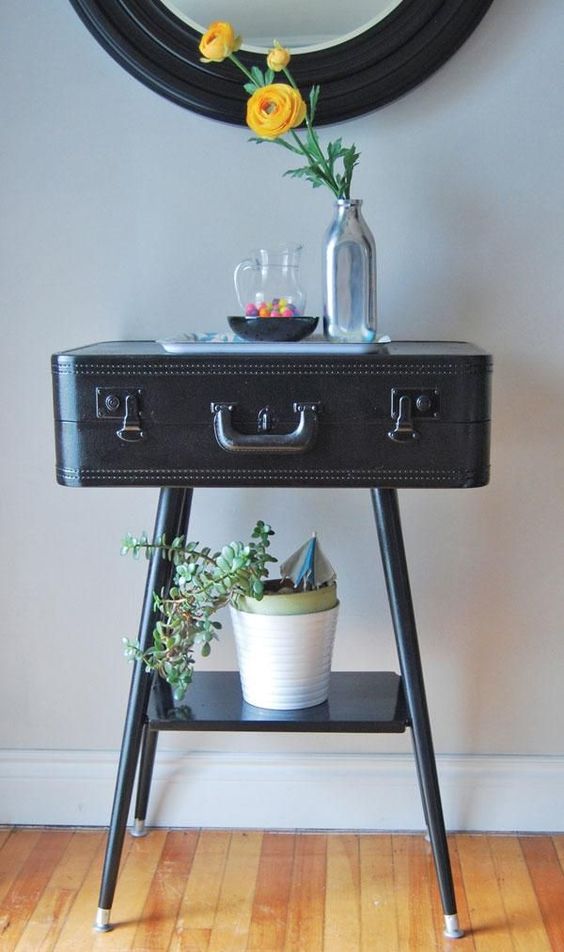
[[233, 258, 255, 311]]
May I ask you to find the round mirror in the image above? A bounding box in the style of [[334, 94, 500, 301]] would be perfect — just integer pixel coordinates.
[[69, 0, 495, 124], [163, 0, 403, 52]]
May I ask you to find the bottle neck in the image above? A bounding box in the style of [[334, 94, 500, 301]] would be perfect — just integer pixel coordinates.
[[333, 199, 363, 221]]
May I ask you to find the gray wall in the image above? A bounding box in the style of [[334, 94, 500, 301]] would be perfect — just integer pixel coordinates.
[[1, 0, 563, 782]]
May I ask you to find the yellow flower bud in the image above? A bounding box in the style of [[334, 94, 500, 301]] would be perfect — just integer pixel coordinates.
[[246, 83, 306, 140], [266, 43, 291, 72], [199, 21, 241, 63]]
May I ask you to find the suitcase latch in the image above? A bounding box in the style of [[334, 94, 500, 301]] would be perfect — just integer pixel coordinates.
[[257, 407, 274, 433], [388, 388, 439, 443], [96, 388, 144, 443]]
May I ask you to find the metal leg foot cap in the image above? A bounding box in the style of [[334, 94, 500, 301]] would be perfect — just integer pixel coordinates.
[[130, 818, 147, 838], [443, 914, 464, 939], [94, 908, 112, 932]]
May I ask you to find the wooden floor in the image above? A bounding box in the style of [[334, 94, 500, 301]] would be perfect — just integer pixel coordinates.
[[0, 829, 563, 951]]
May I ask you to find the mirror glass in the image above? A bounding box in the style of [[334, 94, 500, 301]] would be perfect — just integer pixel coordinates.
[[162, 0, 404, 52]]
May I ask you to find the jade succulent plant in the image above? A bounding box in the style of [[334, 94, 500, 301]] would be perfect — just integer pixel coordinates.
[[122, 520, 277, 699]]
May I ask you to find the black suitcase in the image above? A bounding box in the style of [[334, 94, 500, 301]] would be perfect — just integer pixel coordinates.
[[51, 340, 491, 489]]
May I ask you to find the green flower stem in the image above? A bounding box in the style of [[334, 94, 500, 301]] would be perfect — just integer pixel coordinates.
[[291, 129, 338, 194], [288, 130, 339, 196], [281, 66, 299, 90], [228, 52, 257, 86], [282, 67, 340, 192]]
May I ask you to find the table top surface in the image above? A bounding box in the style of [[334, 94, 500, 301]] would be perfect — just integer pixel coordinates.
[[53, 339, 490, 361]]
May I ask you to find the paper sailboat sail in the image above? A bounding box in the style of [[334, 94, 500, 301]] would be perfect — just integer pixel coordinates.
[[279, 533, 336, 590]]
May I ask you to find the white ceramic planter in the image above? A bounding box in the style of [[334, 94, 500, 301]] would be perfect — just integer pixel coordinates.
[[230, 588, 339, 710]]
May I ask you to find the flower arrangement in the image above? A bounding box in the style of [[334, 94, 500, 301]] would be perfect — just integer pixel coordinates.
[[199, 22, 360, 200]]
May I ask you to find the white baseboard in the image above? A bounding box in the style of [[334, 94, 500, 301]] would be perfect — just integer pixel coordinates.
[[1, 749, 562, 831]]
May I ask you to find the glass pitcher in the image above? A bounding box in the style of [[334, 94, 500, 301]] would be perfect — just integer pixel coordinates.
[[234, 245, 306, 317]]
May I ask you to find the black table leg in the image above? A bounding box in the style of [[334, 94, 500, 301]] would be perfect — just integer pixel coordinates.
[[130, 722, 158, 838], [130, 488, 194, 839], [94, 486, 191, 932], [371, 488, 464, 940]]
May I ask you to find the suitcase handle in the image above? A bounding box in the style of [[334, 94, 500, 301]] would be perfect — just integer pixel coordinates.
[[211, 402, 320, 454]]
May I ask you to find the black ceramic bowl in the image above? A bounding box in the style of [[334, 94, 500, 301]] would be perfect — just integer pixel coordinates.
[[228, 315, 318, 342]]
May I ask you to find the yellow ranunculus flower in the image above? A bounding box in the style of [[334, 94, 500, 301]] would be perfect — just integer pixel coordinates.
[[199, 21, 241, 63], [266, 43, 291, 72], [246, 84, 306, 140]]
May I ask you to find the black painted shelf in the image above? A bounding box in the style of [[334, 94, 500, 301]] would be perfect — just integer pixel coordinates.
[[147, 671, 408, 733]]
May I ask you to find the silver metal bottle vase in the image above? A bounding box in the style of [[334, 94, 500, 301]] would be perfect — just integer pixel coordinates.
[[323, 199, 376, 342]]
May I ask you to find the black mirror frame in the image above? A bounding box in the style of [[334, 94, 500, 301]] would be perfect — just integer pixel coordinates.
[[69, 0, 494, 125]]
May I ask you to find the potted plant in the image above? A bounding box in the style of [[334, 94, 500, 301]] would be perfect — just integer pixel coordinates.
[[230, 534, 338, 710], [122, 522, 338, 710]]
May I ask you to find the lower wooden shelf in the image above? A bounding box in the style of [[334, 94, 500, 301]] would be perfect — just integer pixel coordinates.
[[147, 671, 408, 733]]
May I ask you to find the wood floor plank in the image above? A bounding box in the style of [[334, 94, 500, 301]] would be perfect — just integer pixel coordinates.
[[0, 830, 42, 909], [489, 836, 552, 952], [552, 836, 564, 873], [456, 834, 514, 952], [520, 836, 564, 952], [0, 833, 12, 855], [169, 829, 230, 950], [324, 834, 361, 952], [131, 830, 198, 952], [13, 831, 102, 952], [169, 928, 211, 952], [247, 832, 294, 952], [206, 831, 263, 952], [0, 830, 73, 950], [283, 834, 326, 952], [359, 834, 399, 952], [392, 835, 438, 952]]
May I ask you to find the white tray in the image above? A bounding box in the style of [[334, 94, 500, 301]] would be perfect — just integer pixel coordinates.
[[157, 333, 391, 355]]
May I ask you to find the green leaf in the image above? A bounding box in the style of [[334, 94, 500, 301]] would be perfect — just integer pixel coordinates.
[[308, 85, 320, 122], [243, 82, 256, 95], [343, 145, 360, 177], [283, 166, 326, 189], [327, 138, 344, 166], [283, 166, 311, 179], [250, 65, 264, 86], [265, 68, 275, 84]]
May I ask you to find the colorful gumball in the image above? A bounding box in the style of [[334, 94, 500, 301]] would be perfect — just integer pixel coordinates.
[[245, 303, 259, 316]]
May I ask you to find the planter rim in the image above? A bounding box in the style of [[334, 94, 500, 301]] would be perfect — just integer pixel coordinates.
[[235, 582, 338, 616]]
